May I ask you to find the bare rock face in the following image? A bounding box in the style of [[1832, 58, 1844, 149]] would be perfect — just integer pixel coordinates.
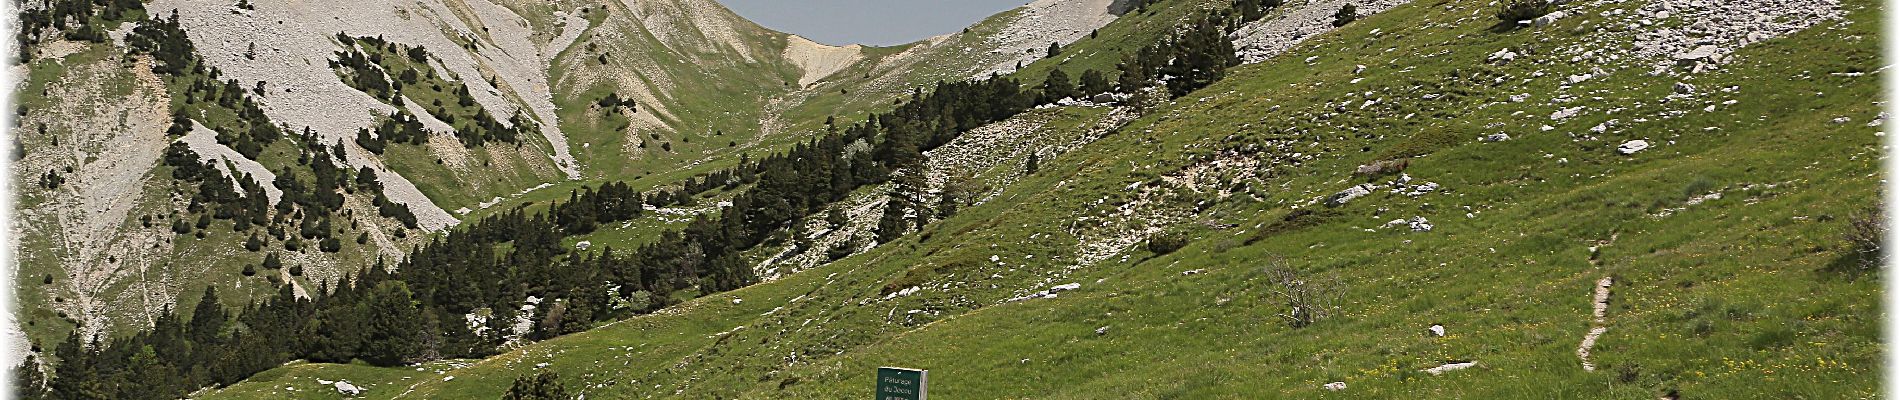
[[1232, 0, 1416, 64]]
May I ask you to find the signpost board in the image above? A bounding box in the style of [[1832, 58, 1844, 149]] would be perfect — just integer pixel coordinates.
[[876, 367, 927, 400]]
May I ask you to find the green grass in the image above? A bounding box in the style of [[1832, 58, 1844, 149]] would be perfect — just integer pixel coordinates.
[[196, 0, 1883, 397]]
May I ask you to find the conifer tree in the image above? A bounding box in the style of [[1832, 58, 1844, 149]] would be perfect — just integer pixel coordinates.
[[1041, 69, 1078, 103], [361, 281, 422, 366], [1079, 69, 1111, 96], [13, 355, 45, 400]]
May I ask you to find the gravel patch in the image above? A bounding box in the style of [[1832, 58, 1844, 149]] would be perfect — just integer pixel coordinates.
[[1233, 0, 1417, 64]]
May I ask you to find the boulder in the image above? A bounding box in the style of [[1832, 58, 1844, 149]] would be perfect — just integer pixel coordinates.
[[333, 381, 363, 396], [1551, 107, 1584, 120], [1481, 133, 1512, 142], [1325, 184, 1376, 207], [1532, 10, 1567, 27], [1488, 48, 1518, 63], [1617, 140, 1650, 155], [1674, 45, 1721, 68], [1324, 382, 1348, 391], [1673, 82, 1696, 94]]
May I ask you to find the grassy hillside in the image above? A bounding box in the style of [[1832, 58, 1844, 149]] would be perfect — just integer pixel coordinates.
[[205, 0, 1881, 398]]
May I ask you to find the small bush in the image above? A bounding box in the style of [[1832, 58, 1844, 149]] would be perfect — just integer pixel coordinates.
[[1264, 257, 1345, 328], [1495, 0, 1554, 24], [1331, 4, 1357, 27], [1146, 231, 1191, 255], [1846, 205, 1885, 270]]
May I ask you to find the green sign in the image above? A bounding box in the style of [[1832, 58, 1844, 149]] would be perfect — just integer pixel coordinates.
[[876, 367, 927, 400]]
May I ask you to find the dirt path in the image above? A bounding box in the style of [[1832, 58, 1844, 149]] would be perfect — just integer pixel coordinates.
[[1578, 276, 1613, 371]]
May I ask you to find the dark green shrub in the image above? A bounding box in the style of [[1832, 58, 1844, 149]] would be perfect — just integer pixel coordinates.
[[1146, 231, 1190, 255], [1495, 0, 1554, 25]]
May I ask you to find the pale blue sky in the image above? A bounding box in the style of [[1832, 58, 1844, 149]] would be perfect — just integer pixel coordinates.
[[713, 0, 1032, 46]]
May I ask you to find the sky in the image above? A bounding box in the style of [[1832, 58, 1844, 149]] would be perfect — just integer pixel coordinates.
[[713, 0, 1033, 46]]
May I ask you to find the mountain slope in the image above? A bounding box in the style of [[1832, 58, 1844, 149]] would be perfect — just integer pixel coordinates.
[[9, 0, 1136, 375], [200, 0, 1880, 398]]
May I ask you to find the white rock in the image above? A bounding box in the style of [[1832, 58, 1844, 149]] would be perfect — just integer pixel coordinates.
[[1481, 133, 1512, 142], [1617, 140, 1650, 155], [1488, 48, 1518, 62], [1423, 361, 1477, 375], [1324, 381, 1348, 391], [1673, 82, 1696, 94], [332, 381, 363, 396], [1551, 107, 1584, 120], [1326, 184, 1377, 207], [1428, 324, 1446, 337], [1532, 10, 1566, 27], [1675, 45, 1720, 61]]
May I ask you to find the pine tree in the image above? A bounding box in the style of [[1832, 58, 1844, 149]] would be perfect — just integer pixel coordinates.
[[50, 331, 106, 399], [361, 281, 422, 366], [876, 191, 910, 244], [1115, 56, 1149, 93], [1078, 69, 1111, 96], [1041, 69, 1077, 103], [1046, 41, 1062, 58], [1162, 14, 1240, 97], [187, 287, 228, 347], [14, 355, 45, 399], [1025, 152, 1041, 175]]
